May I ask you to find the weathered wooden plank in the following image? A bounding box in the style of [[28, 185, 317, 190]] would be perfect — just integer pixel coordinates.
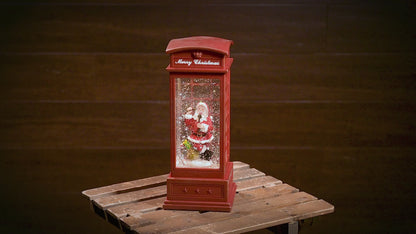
[[93, 185, 166, 210], [91, 161, 245, 221], [90, 162, 255, 223], [82, 174, 168, 200], [235, 176, 282, 192], [0, 1, 412, 233], [104, 175, 290, 226], [2, 53, 414, 102], [232, 161, 249, 171], [0, 4, 326, 53], [120, 185, 299, 231], [0, 54, 168, 102], [121, 209, 189, 232], [4, 145, 402, 234], [234, 167, 265, 181], [106, 197, 166, 228], [108, 180, 296, 231], [172, 199, 333, 234], [287, 199, 335, 221], [131, 191, 316, 233], [235, 184, 299, 202], [9, 146, 415, 233], [109, 197, 165, 216], [174, 228, 212, 234]]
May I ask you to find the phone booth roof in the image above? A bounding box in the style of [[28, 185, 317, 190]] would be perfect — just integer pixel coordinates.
[[166, 36, 233, 56]]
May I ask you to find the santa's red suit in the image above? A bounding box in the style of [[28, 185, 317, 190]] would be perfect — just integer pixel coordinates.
[[184, 102, 214, 153]]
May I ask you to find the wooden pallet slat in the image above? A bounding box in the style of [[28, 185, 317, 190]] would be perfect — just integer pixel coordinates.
[[235, 175, 282, 192], [83, 161, 249, 201], [119, 183, 297, 232], [105, 176, 287, 229], [82, 174, 168, 200], [93, 185, 166, 210], [106, 196, 166, 221], [105, 174, 278, 219], [133, 191, 317, 234], [82, 162, 334, 233], [235, 184, 299, 203], [232, 161, 250, 171], [121, 209, 187, 232], [120, 183, 299, 229], [105, 197, 166, 229], [88, 161, 254, 224], [233, 167, 265, 181], [173, 199, 333, 234], [286, 199, 335, 221], [122, 184, 301, 233]]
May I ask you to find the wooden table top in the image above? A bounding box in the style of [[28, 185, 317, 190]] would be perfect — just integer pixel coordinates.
[[82, 162, 334, 233]]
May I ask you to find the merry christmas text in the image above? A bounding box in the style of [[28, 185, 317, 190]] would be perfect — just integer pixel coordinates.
[[175, 59, 220, 66]]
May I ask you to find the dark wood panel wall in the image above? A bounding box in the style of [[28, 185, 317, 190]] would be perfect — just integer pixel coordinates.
[[1, 1, 415, 233]]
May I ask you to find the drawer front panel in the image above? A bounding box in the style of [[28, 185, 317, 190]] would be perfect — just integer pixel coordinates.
[[169, 183, 225, 201]]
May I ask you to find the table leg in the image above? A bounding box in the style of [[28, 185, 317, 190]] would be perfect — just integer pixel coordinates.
[[267, 221, 298, 234], [288, 221, 299, 234]]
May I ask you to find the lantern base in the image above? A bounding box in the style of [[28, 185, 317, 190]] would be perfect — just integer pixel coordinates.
[[163, 164, 236, 212]]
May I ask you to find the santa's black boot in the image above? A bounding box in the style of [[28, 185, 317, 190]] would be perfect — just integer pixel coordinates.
[[200, 150, 213, 161]]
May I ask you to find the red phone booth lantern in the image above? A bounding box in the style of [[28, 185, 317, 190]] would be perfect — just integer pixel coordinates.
[[163, 36, 236, 212]]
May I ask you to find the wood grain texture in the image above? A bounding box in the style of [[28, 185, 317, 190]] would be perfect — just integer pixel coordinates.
[[81, 163, 332, 233], [0, 54, 168, 101], [169, 199, 332, 234], [2, 147, 415, 233], [0, 3, 326, 53], [327, 3, 415, 52], [133, 192, 318, 234], [1, 53, 414, 102], [1, 102, 415, 149], [106, 175, 281, 225], [0, 0, 415, 233]]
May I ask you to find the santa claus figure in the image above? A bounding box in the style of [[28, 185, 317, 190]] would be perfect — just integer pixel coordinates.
[[184, 102, 214, 160]]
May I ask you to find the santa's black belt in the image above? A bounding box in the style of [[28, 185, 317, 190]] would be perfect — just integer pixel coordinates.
[[193, 132, 207, 137]]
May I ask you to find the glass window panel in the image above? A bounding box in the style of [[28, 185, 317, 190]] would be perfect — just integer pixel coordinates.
[[193, 85, 212, 99], [175, 78, 220, 169], [213, 84, 220, 99]]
